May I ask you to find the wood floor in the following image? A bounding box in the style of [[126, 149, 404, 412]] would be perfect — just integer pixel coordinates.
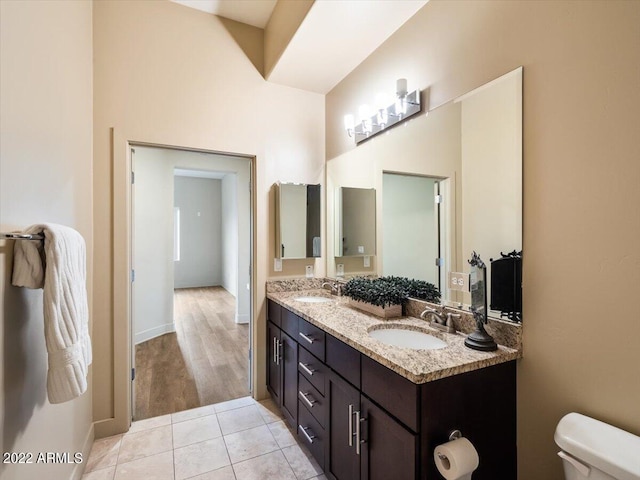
[[134, 286, 250, 420]]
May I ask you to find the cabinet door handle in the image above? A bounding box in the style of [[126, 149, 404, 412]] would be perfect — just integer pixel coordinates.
[[273, 337, 277, 364], [299, 362, 315, 376], [299, 391, 316, 408], [348, 404, 354, 447], [298, 425, 315, 444], [276, 341, 282, 366], [299, 332, 315, 344], [355, 409, 362, 455]]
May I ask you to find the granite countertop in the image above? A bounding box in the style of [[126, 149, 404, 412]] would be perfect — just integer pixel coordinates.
[[266, 289, 521, 384]]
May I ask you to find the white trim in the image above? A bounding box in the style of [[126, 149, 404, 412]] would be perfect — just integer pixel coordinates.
[[135, 323, 176, 345]]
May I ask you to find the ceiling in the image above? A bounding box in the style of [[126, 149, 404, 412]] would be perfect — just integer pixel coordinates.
[[170, 0, 428, 94]]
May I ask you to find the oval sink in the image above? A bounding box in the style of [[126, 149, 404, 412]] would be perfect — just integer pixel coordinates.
[[294, 296, 332, 303], [368, 327, 447, 350]]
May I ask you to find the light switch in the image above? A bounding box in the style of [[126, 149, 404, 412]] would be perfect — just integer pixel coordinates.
[[336, 263, 345, 277], [305, 265, 314, 278], [363, 256, 371, 268], [274, 258, 282, 272]]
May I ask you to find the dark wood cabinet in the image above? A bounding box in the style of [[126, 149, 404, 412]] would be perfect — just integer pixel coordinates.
[[266, 300, 516, 480], [266, 302, 298, 430], [360, 397, 417, 480], [327, 370, 360, 480], [266, 320, 281, 404], [281, 331, 298, 428]]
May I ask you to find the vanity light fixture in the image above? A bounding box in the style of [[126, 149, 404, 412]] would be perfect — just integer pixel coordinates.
[[344, 78, 422, 145]]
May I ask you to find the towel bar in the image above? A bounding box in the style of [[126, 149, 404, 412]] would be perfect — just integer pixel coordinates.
[[1, 233, 44, 241]]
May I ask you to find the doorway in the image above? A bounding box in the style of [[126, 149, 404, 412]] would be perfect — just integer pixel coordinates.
[[130, 145, 253, 420]]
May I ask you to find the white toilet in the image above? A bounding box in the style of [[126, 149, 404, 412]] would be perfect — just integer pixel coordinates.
[[555, 412, 640, 480]]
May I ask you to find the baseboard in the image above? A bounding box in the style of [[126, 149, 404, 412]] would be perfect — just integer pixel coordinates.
[[71, 422, 94, 480], [235, 313, 250, 324], [135, 323, 175, 345]]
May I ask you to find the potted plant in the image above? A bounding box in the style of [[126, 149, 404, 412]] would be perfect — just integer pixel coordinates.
[[342, 276, 440, 319]]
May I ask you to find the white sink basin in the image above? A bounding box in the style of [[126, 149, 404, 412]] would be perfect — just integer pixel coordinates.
[[368, 327, 447, 350], [294, 296, 332, 303]]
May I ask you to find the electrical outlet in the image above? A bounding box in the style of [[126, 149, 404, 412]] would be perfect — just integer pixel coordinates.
[[305, 265, 314, 278], [363, 256, 371, 268], [358, 246, 365, 254], [336, 263, 345, 277], [274, 258, 282, 272], [448, 271, 469, 292]]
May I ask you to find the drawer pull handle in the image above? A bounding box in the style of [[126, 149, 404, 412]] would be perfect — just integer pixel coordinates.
[[299, 362, 315, 376], [299, 391, 316, 408], [299, 332, 315, 344], [299, 425, 316, 444], [348, 404, 354, 447]]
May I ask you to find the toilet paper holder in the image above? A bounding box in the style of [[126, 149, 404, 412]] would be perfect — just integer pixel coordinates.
[[437, 430, 463, 462]]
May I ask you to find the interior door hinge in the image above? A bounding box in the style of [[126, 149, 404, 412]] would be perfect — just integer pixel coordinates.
[[131, 269, 135, 282], [131, 171, 135, 184], [435, 258, 444, 267], [131, 368, 135, 381], [435, 194, 442, 204]]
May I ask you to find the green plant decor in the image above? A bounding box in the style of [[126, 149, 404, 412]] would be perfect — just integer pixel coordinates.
[[342, 276, 440, 308]]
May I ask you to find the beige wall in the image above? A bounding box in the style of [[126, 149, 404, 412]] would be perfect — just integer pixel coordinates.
[[93, 0, 325, 434], [0, 1, 94, 479], [326, 1, 640, 479]]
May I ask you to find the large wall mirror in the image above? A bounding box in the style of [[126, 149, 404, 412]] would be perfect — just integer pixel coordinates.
[[335, 187, 376, 257], [327, 67, 522, 321], [275, 182, 321, 259]]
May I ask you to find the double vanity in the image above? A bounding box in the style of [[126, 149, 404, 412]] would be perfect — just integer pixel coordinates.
[[266, 284, 521, 480]]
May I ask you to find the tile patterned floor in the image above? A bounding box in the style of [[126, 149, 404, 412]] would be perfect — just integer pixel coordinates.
[[82, 397, 328, 480]]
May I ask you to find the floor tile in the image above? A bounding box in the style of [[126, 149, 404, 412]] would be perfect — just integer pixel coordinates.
[[82, 466, 116, 480], [217, 405, 265, 435], [232, 451, 297, 480], [267, 420, 297, 448], [212, 396, 254, 413], [282, 444, 323, 480], [84, 435, 122, 473], [172, 404, 216, 424], [114, 451, 174, 480], [174, 437, 230, 480], [187, 465, 236, 480], [172, 414, 222, 448], [118, 425, 172, 464], [128, 414, 172, 434], [223, 424, 279, 464], [255, 398, 285, 424]]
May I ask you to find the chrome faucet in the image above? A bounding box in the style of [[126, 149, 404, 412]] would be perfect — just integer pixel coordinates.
[[322, 281, 341, 295], [420, 306, 460, 333]]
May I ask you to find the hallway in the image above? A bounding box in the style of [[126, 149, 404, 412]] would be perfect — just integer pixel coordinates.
[[135, 287, 249, 420]]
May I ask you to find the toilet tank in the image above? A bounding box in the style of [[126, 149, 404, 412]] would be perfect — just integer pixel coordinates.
[[554, 412, 640, 480]]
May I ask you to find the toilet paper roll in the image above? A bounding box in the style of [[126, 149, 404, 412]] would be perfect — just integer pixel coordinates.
[[434, 437, 479, 480]]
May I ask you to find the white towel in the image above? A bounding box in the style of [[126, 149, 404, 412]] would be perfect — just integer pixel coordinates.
[[11, 223, 92, 404], [312, 236, 321, 257]]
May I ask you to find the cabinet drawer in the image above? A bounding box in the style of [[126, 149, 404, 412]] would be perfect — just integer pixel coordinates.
[[361, 355, 420, 432], [268, 300, 281, 327], [298, 318, 326, 361], [281, 308, 299, 338], [326, 334, 361, 388], [298, 373, 326, 428], [298, 347, 327, 396], [298, 400, 325, 469]]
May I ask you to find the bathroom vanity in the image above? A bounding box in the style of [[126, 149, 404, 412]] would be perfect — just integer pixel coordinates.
[[266, 290, 519, 480]]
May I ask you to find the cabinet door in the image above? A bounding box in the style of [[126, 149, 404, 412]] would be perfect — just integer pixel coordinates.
[[360, 397, 417, 480], [267, 321, 281, 404], [327, 371, 360, 480], [281, 331, 298, 428]]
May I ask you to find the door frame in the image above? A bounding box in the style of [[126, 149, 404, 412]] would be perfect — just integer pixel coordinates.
[[110, 129, 257, 433]]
